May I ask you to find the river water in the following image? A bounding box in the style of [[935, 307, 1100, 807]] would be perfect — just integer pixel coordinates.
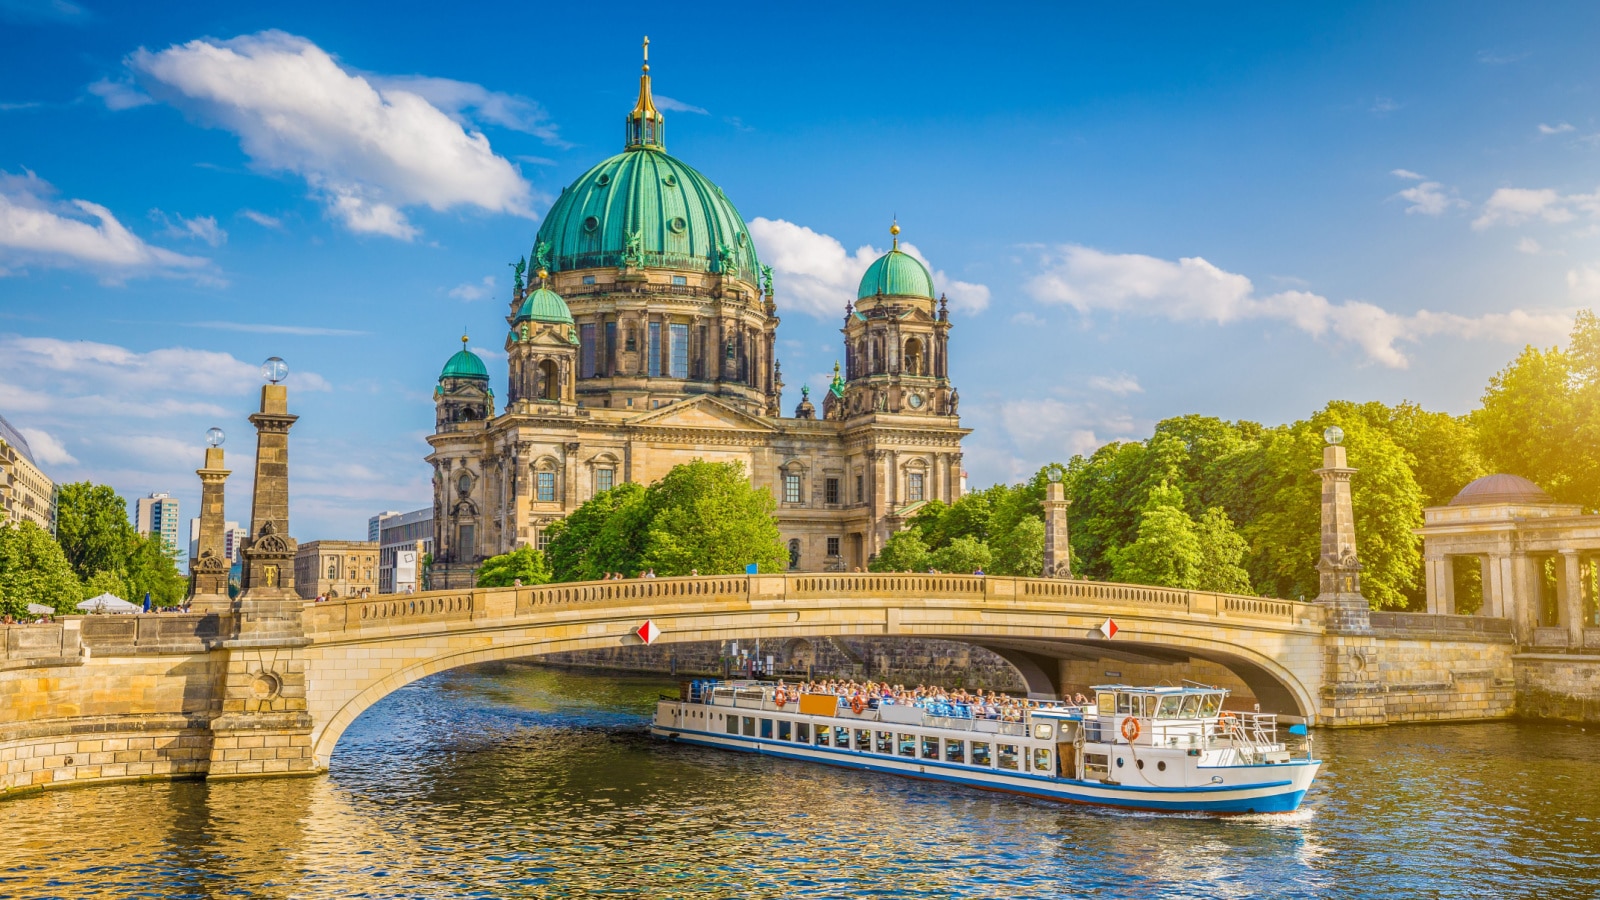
[[3, 664, 1598, 899]]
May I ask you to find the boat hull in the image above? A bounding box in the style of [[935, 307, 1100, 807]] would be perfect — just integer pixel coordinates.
[[650, 723, 1317, 815]]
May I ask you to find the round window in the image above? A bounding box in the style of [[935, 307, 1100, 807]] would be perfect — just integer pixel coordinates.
[[668, 216, 687, 234], [582, 215, 599, 233], [736, 231, 747, 246], [907, 393, 924, 409], [1157, 761, 1167, 772], [662, 173, 678, 187], [596, 173, 611, 186]]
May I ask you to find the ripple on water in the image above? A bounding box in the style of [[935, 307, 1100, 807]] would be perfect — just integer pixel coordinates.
[[2, 665, 1600, 899]]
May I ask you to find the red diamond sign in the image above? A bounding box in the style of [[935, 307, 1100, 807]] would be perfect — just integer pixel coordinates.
[[1100, 618, 1119, 639], [635, 620, 661, 645]]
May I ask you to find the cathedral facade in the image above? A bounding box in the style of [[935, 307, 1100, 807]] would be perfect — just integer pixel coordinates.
[[425, 49, 969, 586]]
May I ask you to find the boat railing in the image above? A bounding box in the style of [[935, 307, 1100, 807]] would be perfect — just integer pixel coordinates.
[[1214, 712, 1280, 760]]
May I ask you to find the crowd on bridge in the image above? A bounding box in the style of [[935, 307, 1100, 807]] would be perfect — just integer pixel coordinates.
[[779, 679, 1093, 721]]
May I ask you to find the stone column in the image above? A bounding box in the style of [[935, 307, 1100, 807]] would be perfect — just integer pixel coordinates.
[[1042, 479, 1071, 578], [209, 380, 315, 780], [1561, 550, 1584, 648], [1510, 553, 1537, 644], [1314, 440, 1371, 633], [188, 445, 232, 612]]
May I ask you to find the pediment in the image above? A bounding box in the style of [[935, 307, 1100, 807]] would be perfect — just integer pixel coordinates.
[[626, 395, 776, 432]]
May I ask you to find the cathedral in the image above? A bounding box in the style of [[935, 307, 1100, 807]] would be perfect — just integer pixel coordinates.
[[426, 45, 969, 586]]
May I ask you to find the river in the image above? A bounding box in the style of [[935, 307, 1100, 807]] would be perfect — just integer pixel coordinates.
[[3, 664, 1597, 899]]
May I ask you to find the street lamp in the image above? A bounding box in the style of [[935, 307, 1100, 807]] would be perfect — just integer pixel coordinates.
[[261, 357, 289, 384], [205, 427, 225, 447], [1323, 425, 1345, 446]]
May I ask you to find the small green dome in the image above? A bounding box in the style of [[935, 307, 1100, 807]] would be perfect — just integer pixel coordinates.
[[440, 339, 488, 382], [533, 149, 760, 283], [857, 248, 935, 300], [516, 286, 574, 325]]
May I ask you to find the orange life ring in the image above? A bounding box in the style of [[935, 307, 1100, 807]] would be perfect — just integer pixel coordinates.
[[850, 695, 867, 715], [1120, 717, 1141, 742], [774, 689, 788, 709]]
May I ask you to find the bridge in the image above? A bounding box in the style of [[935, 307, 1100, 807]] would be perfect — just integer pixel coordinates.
[[1, 571, 1517, 797]]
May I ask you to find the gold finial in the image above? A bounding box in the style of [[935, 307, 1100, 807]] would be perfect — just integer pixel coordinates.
[[643, 35, 649, 72], [627, 35, 663, 149], [461, 334, 469, 347], [890, 218, 900, 249], [536, 267, 549, 284]]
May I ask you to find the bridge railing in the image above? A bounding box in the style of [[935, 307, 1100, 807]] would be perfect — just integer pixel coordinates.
[[305, 572, 1314, 635]]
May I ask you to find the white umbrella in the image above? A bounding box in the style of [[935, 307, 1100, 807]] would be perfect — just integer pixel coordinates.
[[76, 593, 140, 614], [25, 603, 54, 615]]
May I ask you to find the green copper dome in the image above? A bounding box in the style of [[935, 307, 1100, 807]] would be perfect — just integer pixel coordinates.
[[534, 150, 760, 283], [516, 286, 574, 325], [857, 247, 935, 300], [440, 339, 489, 382]]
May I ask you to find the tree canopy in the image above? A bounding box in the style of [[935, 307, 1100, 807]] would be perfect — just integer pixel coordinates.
[[0, 521, 82, 617], [476, 545, 552, 587]]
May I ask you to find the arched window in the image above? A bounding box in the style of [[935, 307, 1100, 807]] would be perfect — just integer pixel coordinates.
[[538, 359, 559, 401], [904, 338, 923, 375]]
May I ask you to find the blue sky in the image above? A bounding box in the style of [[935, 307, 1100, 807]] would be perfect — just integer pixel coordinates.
[[2, 0, 1597, 542]]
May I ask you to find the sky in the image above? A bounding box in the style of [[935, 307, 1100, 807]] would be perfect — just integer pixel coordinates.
[[1, 0, 1597, 543]]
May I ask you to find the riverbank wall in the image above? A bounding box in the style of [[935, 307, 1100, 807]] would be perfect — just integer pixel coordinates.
[[1512, 653, 1600, 722]]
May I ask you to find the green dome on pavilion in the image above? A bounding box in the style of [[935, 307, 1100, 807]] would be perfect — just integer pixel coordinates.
[[516, 286, 574, 325], [857, 248, 935, 300], [440, 338, 489, 382], [530, 54, 760, 283]]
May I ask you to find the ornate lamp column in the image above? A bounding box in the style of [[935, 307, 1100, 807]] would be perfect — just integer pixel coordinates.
[[1042, 465, 1072, 578], [187, 427, 232, 612], [207, 357, 317, 780], [1314, 426, 1371, 633]]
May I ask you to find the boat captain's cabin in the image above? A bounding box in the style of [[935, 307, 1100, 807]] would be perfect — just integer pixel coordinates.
[[1094, 685, 1228, 721]]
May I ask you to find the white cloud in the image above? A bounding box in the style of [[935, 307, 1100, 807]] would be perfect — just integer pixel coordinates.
[[1024, 245, 1571, 369], [654, 94, 708, 115], [1517, 237, 1545, 255], [124, 31, 535, 240], [449, 275, 496, 301], [370, 74, 562, 142], [1009, 311, 1046, 328], [961, 396, 1140, 484], [0, 170, 210, 279], [748, 217, 991, 318], [1370, 97, 1400, 115], [86, 77, 152, 110], [1567, 265, 1600, 302], [1088, 373, 1143, 396], [1391, 169, 1426, 181], [1538, 122, 1575, 136], [240, 209, 282, 229], [1472, 187, 1600, 230], [1395, 180, 1466, 216], [17, 427, 75, 465], [153, 210, 227, 246]]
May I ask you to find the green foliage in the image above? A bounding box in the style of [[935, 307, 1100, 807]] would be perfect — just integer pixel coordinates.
[[1110, 482, 1204, 589], [475, 545, 552, 587], [54, 482, 133, 582], [544, 462, 785, 580], [124, 532, 186, 607], [1193, 507, 1253, 594], [869, 529, 930, 573], [990, 515, 1044, 577], [83, 569, 129, 600], [641, 461, 785, 575], [928, 535, 993, 574], [0, 522, 83, 617]]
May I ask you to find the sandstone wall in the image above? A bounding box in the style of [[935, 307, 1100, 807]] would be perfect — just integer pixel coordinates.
[[1372, 634, 1517, 723], [1513, 653, 1600, 722]]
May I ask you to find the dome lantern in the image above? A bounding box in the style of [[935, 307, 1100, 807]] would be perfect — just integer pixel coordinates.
[[625, 36, 665, 152], [857, 221, 936, 300], [440, 335, 490, 382]]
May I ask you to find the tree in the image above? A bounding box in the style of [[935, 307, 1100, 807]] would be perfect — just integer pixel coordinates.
[[869, 529, 929, 573], [54, 482, 134, 582], [0, 522, 83, 617], [544, 482, 648, 580], [1193, 507, 1252, 594], [929, 535, 992, 574], [124, 532, 186, 607], [476, 545, 553, 587], [989, 515, 1045, 577], [1110, 482, 1204, 589], [83, 569, 129, 601], [640, 461, 786, 575]]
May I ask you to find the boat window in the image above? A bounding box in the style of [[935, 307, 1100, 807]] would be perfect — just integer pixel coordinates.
[[875, 731, 894, 754], [1180, 695, 1202, 718], [1141, 695, 1158, 716], [796, 722, 810, 743], [743, 717, 756, 737], [778, 720, 792, 741], [816, 725, 830, 747], [1033, 723, 1053, 740], [854, 729, 871, 751], [1199, 693, 1223, 718], [944, 740, 965, 764], [835, 727, 850, 747], [1034, 748, 1052, 773], [760, 719, 773, 739], [970, 742, 991, 767], [1084, 752, 1110, 780], [898, 734, 916, 757], [1115, 693, 1132, 715], [921, 736, 939, 760], [1157, 696, 1182, 719], [726, 715, 739, 735], [1098, 693, 1116, 715], [997, 744, 1019, 771]]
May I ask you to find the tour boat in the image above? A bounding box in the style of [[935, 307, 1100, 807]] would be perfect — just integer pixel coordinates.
[[651, 682, 1320, 814]]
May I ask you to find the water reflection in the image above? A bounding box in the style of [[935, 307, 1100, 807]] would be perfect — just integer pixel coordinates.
[[2, 663, 1598, 899]]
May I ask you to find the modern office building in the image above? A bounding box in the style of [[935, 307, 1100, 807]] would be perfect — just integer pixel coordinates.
[[0, 413, 56, 531], [188, 518, 243, 565], [368, 511, 400, 543], [376, 507, 433, 594], [135, 492, 183, 565]]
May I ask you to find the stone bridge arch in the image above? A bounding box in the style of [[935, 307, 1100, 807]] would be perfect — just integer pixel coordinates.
[[301, 574, 1326, 769]]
